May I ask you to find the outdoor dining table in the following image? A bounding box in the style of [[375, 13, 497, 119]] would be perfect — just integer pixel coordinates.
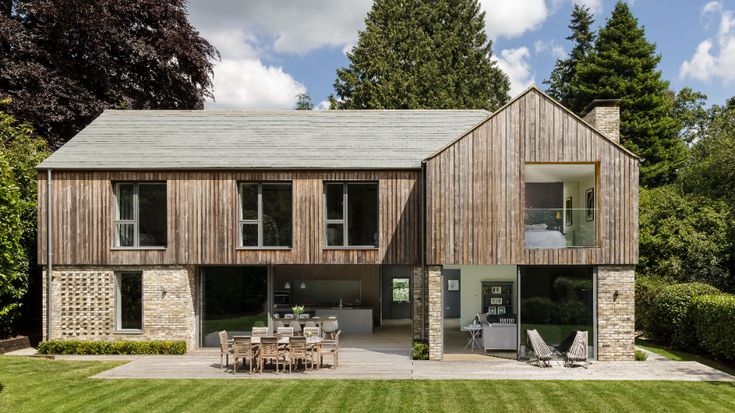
[[232, 335, 323, 345]]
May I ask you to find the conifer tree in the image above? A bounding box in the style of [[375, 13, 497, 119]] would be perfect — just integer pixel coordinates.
[[573, 2, 685, 187], [545, 4, 595, 112], [333, 0, 509, 110]]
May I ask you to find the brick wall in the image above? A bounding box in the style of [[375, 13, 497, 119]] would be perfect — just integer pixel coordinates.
[[42, 266, 197, 350], [427, 265, 443, 360], [597, 265, 635, 361], [411, 265, 425, 340], [583, 105, 620, 144]]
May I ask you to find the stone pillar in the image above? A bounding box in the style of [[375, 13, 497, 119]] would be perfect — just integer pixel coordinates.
[[411, 265, 425, 340], [583, 100, 620, 144], [427, 265, 443, 360], [597, 265, 635, 361]]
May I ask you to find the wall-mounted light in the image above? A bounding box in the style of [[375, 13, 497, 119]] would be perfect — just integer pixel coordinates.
[[284, 282, 291, 290], [300, 281, 306, 289], [613, 289, 619, 302], [555, 211, 562, 220], [161, 287, 168, 297]]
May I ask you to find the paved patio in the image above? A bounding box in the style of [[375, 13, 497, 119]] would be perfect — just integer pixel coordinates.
[[42, 344, 734, 381]]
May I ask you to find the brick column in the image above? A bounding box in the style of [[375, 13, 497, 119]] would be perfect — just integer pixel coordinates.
[[411, 265, 425, 340], [427, 265, 443, 360], [597, 265, 635, 361]]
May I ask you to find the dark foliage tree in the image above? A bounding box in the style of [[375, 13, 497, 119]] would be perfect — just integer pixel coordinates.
[[670, 87, 708, 146], [572, 2, 686, 187], [333, 0, 509, 110], [544, 4, 595, 112], [0, 0, 218, 148], [295, 93, 314, 110]]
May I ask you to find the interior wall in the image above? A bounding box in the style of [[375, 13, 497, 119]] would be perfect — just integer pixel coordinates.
[[381, 265, 413, 319], [443, 265, 517, 326], [273, 264, 381, 325]]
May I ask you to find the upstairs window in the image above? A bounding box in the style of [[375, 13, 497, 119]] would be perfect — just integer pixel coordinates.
[[325, 182, 379, 247], [239, 182, 292, 248], [524, 164, 597, 248], [114, 183, 167, 247]]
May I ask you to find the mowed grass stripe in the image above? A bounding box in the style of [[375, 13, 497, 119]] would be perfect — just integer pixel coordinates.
[[2, 357, 735, 412]]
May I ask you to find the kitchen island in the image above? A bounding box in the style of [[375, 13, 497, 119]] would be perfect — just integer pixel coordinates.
[[274, 307, 374, 335]]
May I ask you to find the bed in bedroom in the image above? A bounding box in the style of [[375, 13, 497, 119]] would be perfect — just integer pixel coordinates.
[[524, 223, 568, 249]]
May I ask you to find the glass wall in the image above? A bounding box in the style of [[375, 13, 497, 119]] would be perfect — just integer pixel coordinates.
[[200, 266, 268, 347], [520, 266, 595, 359]]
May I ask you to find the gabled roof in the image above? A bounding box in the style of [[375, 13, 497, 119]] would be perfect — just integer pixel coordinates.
[[424, 85, 640, 161], [37, 109, 491, 170]]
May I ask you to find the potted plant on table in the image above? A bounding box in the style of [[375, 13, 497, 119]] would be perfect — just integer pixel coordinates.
[[292, 305, 304, 319]]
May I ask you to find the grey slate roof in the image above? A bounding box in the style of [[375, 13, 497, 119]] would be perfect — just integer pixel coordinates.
[[37, 109, 491, 170]]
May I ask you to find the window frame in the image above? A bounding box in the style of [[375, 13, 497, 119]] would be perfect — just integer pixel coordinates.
[[115, 271, 143, 333], [237, 181, 293, 250], [112, 182, 167, 249], [323, 181, 379, 249]]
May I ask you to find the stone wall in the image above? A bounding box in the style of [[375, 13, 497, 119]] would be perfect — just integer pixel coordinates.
[[426, 265, 443, 360], [42, 266, 197, 350], [411, 265, 426, 340], [597, 265, 635, 361]]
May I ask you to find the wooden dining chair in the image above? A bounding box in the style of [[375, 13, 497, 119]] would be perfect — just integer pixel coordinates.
[[288, 336, 309, 372], [303, 326, 320, 338], [218, 330, 232, 370], [318, 330, 341, 369], [232, 336, 257, 374], [252, 327, 269, 337], [277, 326, 294, 337], [258, 337, 286, 373]]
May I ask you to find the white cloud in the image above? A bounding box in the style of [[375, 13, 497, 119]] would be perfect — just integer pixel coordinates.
[[493, 47, 535, 96], [188, 0, 372, 55], [572, 0, 603, 14], [680, 2, 735, 85], [534, 39, 568, 60], [207, 59, 306, 109], [315, 100, 332, 111], [481, 0, 549, 40]]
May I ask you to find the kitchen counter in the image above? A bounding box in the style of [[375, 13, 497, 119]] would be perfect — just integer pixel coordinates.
[[313, 308, 373, 335]]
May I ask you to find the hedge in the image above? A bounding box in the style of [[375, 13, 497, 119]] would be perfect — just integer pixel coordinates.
[[691, 294, 735, 362], [37, 340, 186, 355], [649, 282, 720, 348], [635, 276, 668, 333]]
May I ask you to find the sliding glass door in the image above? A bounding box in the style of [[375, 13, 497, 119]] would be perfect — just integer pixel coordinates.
[[200, 266, 268, 347], [519, 266, 595, 359]]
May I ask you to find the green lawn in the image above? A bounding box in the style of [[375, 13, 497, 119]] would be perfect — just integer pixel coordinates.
[[636, 338, 735, 376], [2, 356, 735, 412]]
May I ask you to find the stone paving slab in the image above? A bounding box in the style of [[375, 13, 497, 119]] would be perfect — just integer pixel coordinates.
[[55, 347, 735, 381]]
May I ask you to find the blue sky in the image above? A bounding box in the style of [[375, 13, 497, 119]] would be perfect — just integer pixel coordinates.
[[188, 1, 735, 110]]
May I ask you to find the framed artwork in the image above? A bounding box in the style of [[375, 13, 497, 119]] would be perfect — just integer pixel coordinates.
[[488, 307, 497, 315], [497, 306, 506, 315], [491, 286, 502, 294], [585, 188, 595, 222], [490, 298, 502, 305], [565, 197, 573, 226], [447, 279, 459, 291]]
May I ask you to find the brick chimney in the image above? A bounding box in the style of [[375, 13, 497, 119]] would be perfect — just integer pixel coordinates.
[[582, 99, 621, 144]]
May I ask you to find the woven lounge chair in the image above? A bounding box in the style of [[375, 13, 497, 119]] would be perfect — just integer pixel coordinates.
[[526, 329, 558, 368], [564, 331, 589, 368], [219, 330, 232, 370], [232, 336, 257, 373]]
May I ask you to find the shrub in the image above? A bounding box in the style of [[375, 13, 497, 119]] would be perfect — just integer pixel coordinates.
[[649, 282, 720, 347], [37, 340, 186, 355], [635, 276, 668, 333], [412, 340, 429, 360], [635, 350, 648, 361], [691, 294, 735, 362], [521, 297, 559, 324]]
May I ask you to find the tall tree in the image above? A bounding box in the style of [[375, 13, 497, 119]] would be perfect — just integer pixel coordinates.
[[332, 0, 509, 110], [572, 2, 686, 187], [544, 4, 595, 112], [0, 99, 49, 337], [295, 93, 314, 110], [0, 0, 218, 148]]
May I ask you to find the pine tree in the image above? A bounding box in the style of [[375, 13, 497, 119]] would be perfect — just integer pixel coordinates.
[[573, 2, 685, 187], [544, 4, 595, 112], [333, 0, 509, 110]]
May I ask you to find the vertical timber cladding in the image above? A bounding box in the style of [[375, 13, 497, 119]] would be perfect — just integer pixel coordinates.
[[425, 88, 639, 266], [37, 170, 421, 266]]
